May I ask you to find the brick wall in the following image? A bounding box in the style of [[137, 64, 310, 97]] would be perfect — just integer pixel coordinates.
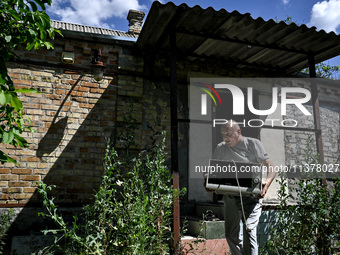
[[1, 62, 117, 204], [284, 79, 340, 166], [285, 105, 340, 166], [0, 35, 173, 206]]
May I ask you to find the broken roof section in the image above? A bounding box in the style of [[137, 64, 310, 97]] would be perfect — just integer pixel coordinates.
[[136, 1, 340, 74]]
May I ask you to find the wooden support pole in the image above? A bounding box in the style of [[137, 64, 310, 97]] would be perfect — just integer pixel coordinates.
[[170, 28, 180, 254], [308, 55, 325, 165]]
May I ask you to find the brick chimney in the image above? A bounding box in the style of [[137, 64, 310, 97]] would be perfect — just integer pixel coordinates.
[[127, 9, 145, 34]]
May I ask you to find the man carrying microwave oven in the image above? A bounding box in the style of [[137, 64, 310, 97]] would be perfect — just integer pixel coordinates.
[[205, 120, 276, 255]]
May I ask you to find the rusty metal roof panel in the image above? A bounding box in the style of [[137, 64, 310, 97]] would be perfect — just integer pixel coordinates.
[[136, 2, 340, 74], [51, 20, 138, 39]]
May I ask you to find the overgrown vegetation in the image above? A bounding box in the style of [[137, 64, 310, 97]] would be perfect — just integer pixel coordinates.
[[261, 136, 340, 255], [262, 176, 340, 255], [0, 209, 14, 254], [0, 0, 60, 164], [180, 218, 207, 255], [36, 106, 185, 254], [302, 62, 340, 80]]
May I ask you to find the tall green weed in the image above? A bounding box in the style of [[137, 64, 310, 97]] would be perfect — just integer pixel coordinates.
[[261, 136, 340, 255], [37, 131, 182, 254], [36, 105, 184, 254]]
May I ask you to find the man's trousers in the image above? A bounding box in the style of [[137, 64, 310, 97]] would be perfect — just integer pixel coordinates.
[[223, 195, 262, 255]]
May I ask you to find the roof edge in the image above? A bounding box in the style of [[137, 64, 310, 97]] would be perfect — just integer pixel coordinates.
[[51, 20, 139, 41]]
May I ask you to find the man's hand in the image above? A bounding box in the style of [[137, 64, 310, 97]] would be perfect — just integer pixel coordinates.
[[258, 182, 269, 198], [258, 159, 276, 199]]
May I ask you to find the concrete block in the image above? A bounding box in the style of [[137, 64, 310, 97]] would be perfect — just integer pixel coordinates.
[[186, 219, 225, 239]]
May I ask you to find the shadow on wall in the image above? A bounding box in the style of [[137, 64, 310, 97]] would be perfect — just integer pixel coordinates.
[[36, 75, 82, 158], [4, 73, 118, 253], [37, 116, 69, 157]]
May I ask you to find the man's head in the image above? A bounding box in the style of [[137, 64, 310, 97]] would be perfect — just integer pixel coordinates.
[[220, 120, 242, 147]]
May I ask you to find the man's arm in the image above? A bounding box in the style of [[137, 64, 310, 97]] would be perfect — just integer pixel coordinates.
[[259, 158, 276, 198]]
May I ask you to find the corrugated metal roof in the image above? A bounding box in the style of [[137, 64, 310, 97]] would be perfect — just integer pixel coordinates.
[[136, 2, 340, 74], [51, 20, 138, 39]]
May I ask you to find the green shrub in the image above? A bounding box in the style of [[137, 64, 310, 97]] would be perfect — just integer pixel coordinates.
[[0, 208, 14, 254], [37, 129, 184, 254], [262, 175, 340, 255], [261, 136, 340, 255]]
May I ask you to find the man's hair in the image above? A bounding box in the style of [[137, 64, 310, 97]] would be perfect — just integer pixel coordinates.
[[221, 120, 241, 132]]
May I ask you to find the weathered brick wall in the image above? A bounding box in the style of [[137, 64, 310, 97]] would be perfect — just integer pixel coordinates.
[[284, 79, 340, 166], [285, 105, 339, 166], [0, 36, 173, 206], [2, 62, 117, 204]]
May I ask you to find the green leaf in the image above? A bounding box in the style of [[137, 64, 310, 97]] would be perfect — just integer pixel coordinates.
[[0, 150, 17, 164], [0, 90, 12, 105], [5, 91, 13, 105], [28, 1, 38, 11], [44, 41, 53, 50], [41, 13, 51, 27], [3, 131, 14, 144], [0, 90, 6, 105], [13, 133, 28, 148], [34, 0, 47, 10], [5, 36, 12, 43], [11, 12, 21, 21], [34, 42, 40, 50], [55, 29, 63, 38], [18, 0, 25, 9], [0, 75, 6, 85], [10, 96, 23, 112], [35, 16, 44, 31], [12, 128, 20, 135], [26, 117, 33, 126], [0, 150, 7, 163], [40, 30, 47, 41], [26, 42, 35, 50], [28, 28, 38, 37], [14, 88, 40, 94]]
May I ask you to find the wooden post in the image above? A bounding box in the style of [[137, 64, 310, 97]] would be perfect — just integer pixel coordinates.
[[308, 55, 325, 165], [170, 28, 180, 254]]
